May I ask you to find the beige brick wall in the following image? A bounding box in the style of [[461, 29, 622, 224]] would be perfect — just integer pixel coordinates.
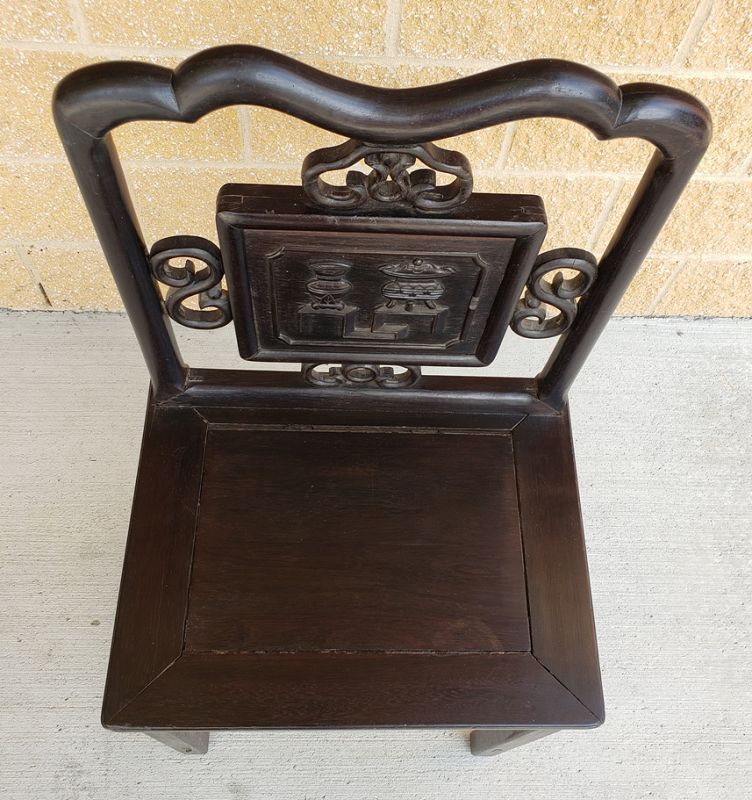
[[1, 0, 750, 315]]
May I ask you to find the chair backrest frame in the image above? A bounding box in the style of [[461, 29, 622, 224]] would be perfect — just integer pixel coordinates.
[[53, 45, 710, 410]]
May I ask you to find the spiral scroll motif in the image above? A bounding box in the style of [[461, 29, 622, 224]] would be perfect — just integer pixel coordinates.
[[149, 235, 232, 329], [301, 139, 473, 215], [302, 363, 421, 389], [511, 248, 598, 339]]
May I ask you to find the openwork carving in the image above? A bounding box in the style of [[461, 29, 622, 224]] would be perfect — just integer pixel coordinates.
[[150, 236, 232, 329], [301, 139, 473, 214], [512, 248, 598, 339], [302, 363, 421, 389]]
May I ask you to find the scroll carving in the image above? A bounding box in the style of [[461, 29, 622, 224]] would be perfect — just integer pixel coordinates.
[[302, 363, 421, 389], [511, 248, 597, 339], [150, 236, 232, 329], [301, 139, 473, 214]]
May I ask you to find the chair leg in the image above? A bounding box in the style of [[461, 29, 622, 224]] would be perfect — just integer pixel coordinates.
[[470, 728, 558, 756], [144, 730, 210, 754]]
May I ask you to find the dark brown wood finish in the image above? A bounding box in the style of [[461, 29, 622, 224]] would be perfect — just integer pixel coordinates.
[[101, 400, 206, 722], [110, 653, 596, 729], [102, 398, 604, 734], [514, 413, 604, 720], [185, 426, 529, 654], [53, 45, 710, 406], [53, 46, 709, 754], [217, 185, 546, 366]]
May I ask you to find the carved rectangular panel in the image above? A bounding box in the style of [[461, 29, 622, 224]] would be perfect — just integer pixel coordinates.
[[217, 184, 547, 366]]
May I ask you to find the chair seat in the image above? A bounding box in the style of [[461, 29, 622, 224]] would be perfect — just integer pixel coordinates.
[[102, 379, 604, 732]]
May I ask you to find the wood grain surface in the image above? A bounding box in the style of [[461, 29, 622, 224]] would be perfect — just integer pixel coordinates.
[[186, 427, 528, 655]]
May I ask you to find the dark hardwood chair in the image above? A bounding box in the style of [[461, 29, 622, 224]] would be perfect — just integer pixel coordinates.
[[53, 46, 710, 756]]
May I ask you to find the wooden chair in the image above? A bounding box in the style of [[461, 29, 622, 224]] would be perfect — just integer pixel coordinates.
[[53, 46, 710, 756]]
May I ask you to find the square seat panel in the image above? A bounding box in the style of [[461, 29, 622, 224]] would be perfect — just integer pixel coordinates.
[[102, 389, 603, 731]]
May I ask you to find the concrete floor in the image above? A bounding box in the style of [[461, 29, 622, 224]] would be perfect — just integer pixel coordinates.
[[1, 312, 750, 800]]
